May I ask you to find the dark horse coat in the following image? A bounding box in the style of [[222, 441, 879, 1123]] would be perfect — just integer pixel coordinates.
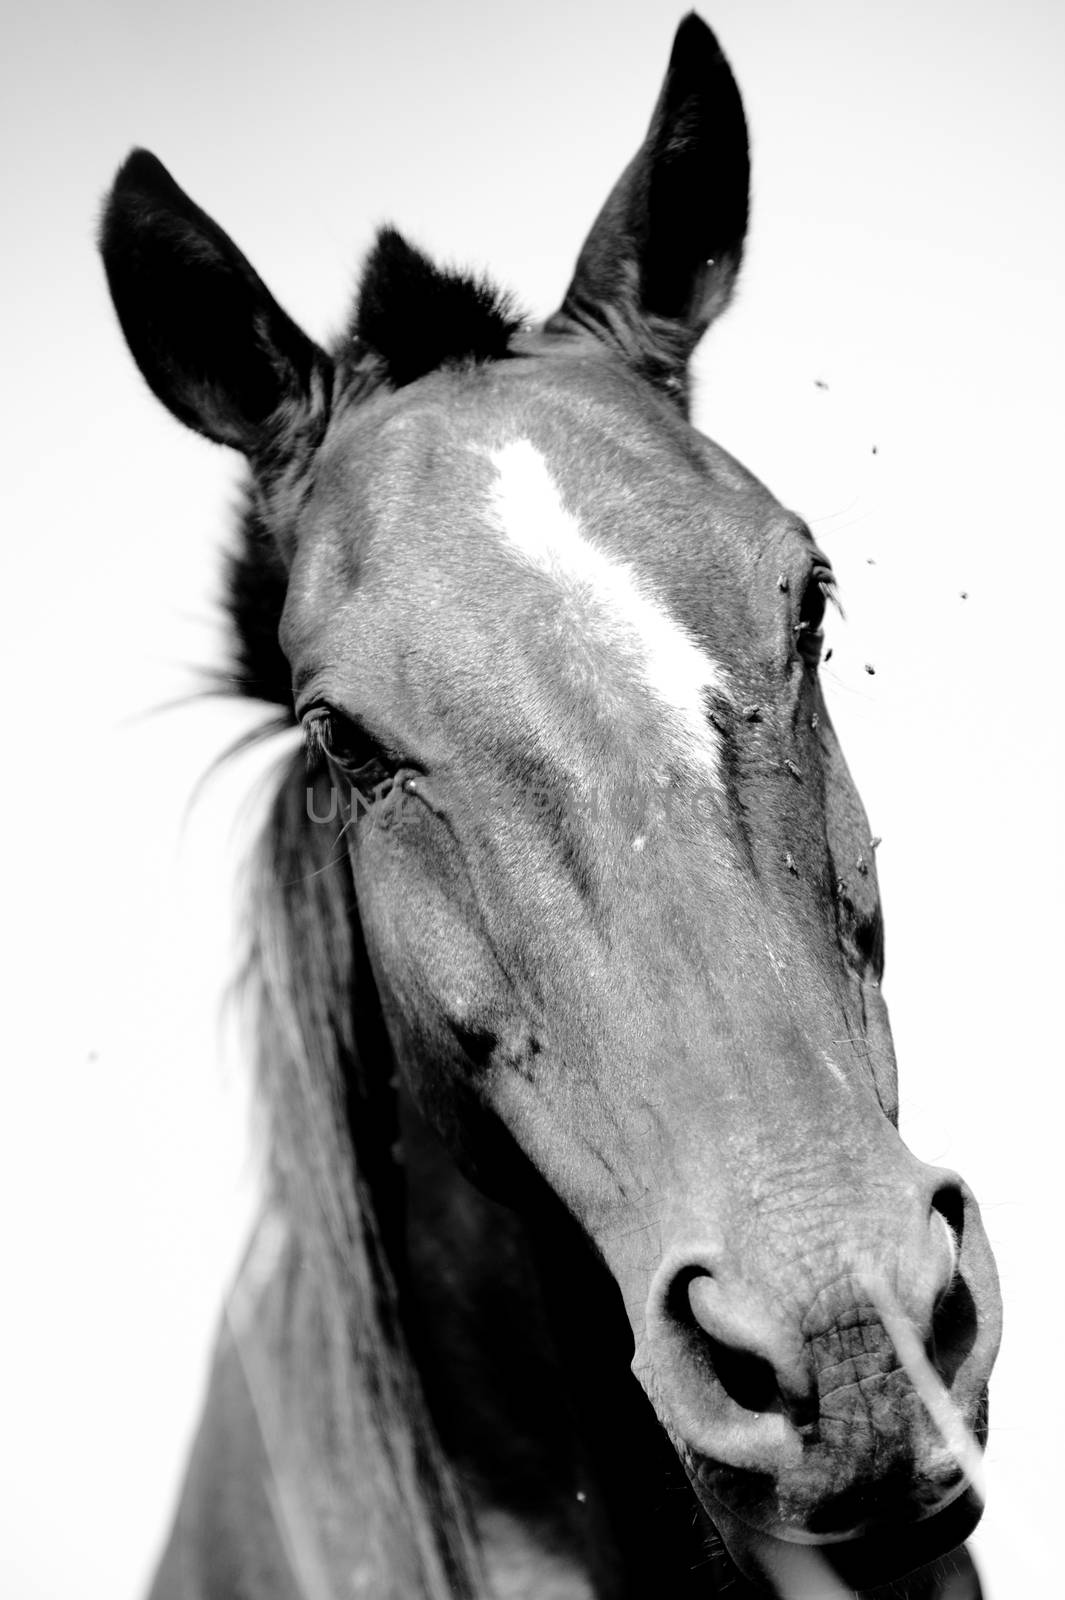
[[101, 14, 1000, 1598]]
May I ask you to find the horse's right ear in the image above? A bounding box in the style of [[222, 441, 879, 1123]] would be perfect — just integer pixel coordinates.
[[99, 150, 332, 456], [548, 13, 749, 406]]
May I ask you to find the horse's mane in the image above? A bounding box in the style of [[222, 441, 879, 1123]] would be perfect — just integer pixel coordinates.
[[243, 755, 485, 1597], [352, 227, 523, 390], [222, 235, 519, 1597]]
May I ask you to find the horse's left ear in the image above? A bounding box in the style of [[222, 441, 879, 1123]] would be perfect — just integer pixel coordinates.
[[99, 149, 332, 457], [548, 13, 749, 404]]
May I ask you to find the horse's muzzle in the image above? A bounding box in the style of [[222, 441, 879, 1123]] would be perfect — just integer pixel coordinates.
[[631, 1165, 1002, 1586]]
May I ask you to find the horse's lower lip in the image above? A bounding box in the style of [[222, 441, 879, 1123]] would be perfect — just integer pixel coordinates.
[[704, 1480, 984, 1590], [758, 1471, 976, 1546]]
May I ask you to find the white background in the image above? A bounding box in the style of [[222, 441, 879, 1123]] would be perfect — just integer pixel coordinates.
[[2, 2, 1061, 1595]]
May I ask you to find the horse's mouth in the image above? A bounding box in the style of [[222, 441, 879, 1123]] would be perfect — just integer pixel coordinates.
[[701, 1477, 983, 1592]]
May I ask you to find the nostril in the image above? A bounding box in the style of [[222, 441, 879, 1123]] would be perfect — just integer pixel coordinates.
[[701, 1329, 782, 1414], [927, 1182, 975, 1379], [929, 1272, 979, 1389], [926, 1182, 965, 1313], [931, 1182, 966, 1259], [675, 1273, 794, 1418]]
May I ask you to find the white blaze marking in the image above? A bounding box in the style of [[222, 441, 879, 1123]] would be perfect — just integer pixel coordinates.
[[487, 439, 728, 783], [821, 1051, 849, 1087]]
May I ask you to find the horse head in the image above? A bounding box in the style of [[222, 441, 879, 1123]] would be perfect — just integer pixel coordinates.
[[100, 14, 1001, 1593]]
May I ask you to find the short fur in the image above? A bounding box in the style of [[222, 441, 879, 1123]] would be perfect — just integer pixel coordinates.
[[223, 240, 522, 718]]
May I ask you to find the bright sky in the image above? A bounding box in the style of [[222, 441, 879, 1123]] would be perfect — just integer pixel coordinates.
[[2, 2, 1062, 1596]]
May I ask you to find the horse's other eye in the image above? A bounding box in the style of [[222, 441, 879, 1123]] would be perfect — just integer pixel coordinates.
[[795, 560, 836, 665]]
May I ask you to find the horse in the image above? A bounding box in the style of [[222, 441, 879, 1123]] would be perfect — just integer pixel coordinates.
[[99, 14, 1001, 1598]]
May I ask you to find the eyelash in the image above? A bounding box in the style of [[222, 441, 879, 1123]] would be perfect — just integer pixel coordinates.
[[303, 708, 393, 788], [794, 561, 836, 664]]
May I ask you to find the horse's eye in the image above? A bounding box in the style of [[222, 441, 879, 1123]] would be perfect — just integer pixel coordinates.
[[304, 708, 386, 780], [795, 561, 835, 665]]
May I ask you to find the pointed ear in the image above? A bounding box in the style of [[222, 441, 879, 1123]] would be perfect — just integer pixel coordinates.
[[548, 13, 749, 402], [99, 149, 332, 455]]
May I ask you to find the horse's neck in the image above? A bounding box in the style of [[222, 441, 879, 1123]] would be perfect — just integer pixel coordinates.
[[397, 1091, 722, 1599]]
